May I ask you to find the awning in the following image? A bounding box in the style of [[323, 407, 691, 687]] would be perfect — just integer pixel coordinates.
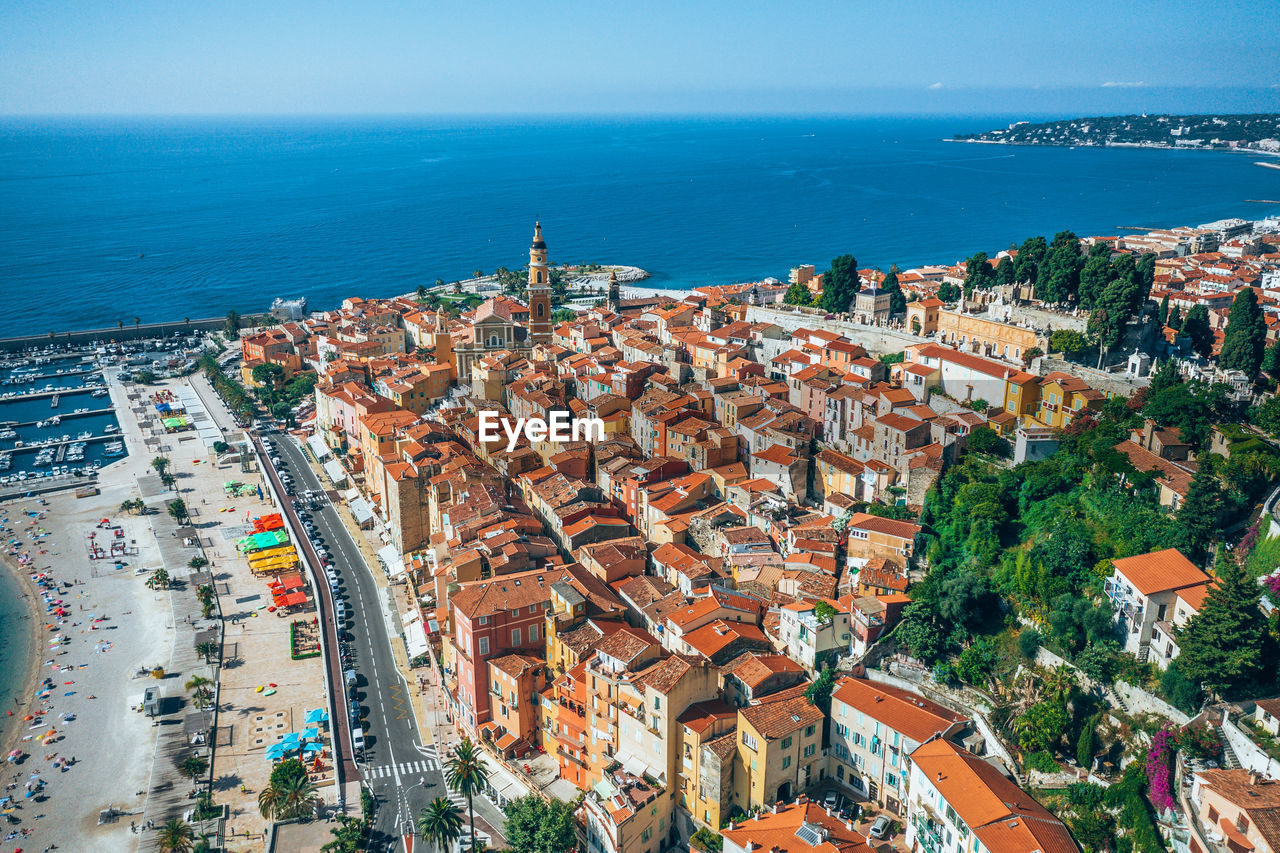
[[349, 498, 374, 527], [322, 459, 347, 486], [278, 573, 305, 590], [284, 591, 308, 606], [403, 616, 429, 659], [377, 544, 404, 577], [307, 434, 332, 461], [1220, 818, 1256, 851], [495, 732, 519, 751]]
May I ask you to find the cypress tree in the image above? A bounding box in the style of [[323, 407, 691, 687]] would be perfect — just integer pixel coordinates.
[[1175, 465, 1223, 564], [1262, 341, 1280, 377], [880, 266, 906, 315], [1218, 287, 1266, 376], [1158, 294, 1169, 326], [1182, 304, 1214, 358], [1176, 558, 1268, 699]]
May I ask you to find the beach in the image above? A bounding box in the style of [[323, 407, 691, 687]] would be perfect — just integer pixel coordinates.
[[0, 374, 181, 852]]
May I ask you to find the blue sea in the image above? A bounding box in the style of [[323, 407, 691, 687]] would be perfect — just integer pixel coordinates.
[[1, 115, 1278, 337]]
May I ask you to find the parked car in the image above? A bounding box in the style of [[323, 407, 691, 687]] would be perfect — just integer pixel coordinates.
[[868, 816, 890, 840]]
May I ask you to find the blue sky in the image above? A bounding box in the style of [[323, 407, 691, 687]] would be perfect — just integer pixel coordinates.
[[1, 0, 1277, 115]]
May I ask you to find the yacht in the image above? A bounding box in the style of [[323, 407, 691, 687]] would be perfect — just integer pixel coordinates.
[[0, 454, 10, 470], [0, 428, 16, 440], [103, 441, 125, 458]]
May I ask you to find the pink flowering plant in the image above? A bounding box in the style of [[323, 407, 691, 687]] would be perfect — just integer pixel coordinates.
[[1145, 725, 1176, 813]]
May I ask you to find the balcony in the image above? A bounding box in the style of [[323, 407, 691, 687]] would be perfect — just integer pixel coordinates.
[[557, 746, 590, 770], [911, 814, 946, 853]]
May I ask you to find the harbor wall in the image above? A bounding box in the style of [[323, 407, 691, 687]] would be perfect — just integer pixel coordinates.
[[0, 316, 267, 352]]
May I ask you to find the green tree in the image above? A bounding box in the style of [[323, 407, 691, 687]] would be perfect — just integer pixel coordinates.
[[1078, 243, 1113, 310], [1014, 699, 1069, 753], [1137, 253, 1157, 301], [444, 737, 490, 850], [937, 281, 962, 303], [1148, 358, 1181, 395], [963, 252, 994, 296], [1159, 659, 1203, 714], [151, 456, 171, 476], [258, 760, 318, 820], [146, 567, 171, 590], [195, 640, 220, 664], [1182, 304, 1214, 358], [880, 265, 907, 314], [966, 425, 1002, 455], [821, 254, 860, 313], [224, 311, 241, 336], [179, 752, 210, 790], [783, 281, 811, 307], [168, 498, 190, 526], [1015, 235, 1047, 284], [185, 674, 214, 710], [955, 637, 997, 686], [252, 362, 286, 388], [323, 814, 370, 853], [1050, 329, 1090, 355], [501, 795, 577, 853], [1263, 342, 1280, 377], [1218, 286, 1266, 376], [157, 818, 196, 853], [804, 666, 837, 713], [1175, 466, 1223, 563], [1158, 293, 1170, 326], [995, 255, 1015, 288], [813, 599, 837, 624], [1037, 231, 1083, 304], [416, 284, 428, 301], [1176, 558, 1269, 699], [418, 797, 464, 853]]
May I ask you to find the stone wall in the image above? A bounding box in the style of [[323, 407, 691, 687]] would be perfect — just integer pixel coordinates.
[[745, 306, 920, 356], [1035, 356, 1149, 397], [1114, 680, 1190, 725], [1220, 710, 1280, 777], [1007, 304, 1088, 333]]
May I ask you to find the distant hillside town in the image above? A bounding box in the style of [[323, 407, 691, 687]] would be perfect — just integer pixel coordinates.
[[952, 112, 1280, 152]]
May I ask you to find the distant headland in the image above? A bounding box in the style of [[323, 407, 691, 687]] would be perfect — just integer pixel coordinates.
[[948, 113, 1280, 154]]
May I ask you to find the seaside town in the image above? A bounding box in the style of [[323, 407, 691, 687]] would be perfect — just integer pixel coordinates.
[[8, 213, 1280, 853]]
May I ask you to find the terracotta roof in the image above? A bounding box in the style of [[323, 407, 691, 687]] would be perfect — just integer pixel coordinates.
[[683, 619, 768, 659], [1110, 548, 1209, 596], [844, 512, 922, 541], [722, 652, 805, 689], [489, 654, 543, 680], [831, 677, 966, 743], [637, 655, 701, 694], [911, 739, 1077, 853], [675, 699, 737, 735], [721, 801, 874, 853], [594, 626, 659, 665], [740, 691, 823, 739], [452, 566, 568, 620]]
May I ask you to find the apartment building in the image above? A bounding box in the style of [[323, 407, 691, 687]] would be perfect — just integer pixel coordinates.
[[1104, 548, 1211, 668]]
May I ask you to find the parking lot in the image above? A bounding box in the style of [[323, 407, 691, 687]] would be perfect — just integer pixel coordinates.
[[810, 784, 908, 849]]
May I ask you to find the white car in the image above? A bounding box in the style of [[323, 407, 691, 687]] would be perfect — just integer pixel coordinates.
[[351, 726, 365, 752]]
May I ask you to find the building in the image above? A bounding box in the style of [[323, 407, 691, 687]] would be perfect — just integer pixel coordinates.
[[483, 654, 545, 758], [1190, 769, 1280, 853], [734, 688, 827, 809], [1104, 548, 1211, 668], [580, 767, 674, 853], [773, 600, 850, 672], [906, 738, 1077, 853], [844, 513, 921, 568], [828, 677, 968, 815], [854, 287, 892, 325], [720, 799, 877, 853]]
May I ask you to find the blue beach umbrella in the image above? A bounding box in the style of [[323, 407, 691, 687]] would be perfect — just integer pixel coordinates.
[[265, 743, 286, 760], [303, 742, 323, 753], [304, 708, 328, 724]]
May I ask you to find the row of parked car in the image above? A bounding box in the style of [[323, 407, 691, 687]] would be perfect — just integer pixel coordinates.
[[263, 434, 368, 759]]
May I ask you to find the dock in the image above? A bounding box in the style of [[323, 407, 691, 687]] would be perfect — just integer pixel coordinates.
[[10, 407, 115, 427], [0, 385, 107, 402]]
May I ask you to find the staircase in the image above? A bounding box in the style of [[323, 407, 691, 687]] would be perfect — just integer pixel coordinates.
[[1136, 642, 1151, 664], [1218, 726, 1243, 769]]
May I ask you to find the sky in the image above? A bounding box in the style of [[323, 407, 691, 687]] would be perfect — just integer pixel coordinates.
[[1, 0, 1278, 115]]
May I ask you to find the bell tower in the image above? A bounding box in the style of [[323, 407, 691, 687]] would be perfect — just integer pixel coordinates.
[[527, 221, 552, 345], [433, 310, 455, 379], [607, 269, 621, 312]]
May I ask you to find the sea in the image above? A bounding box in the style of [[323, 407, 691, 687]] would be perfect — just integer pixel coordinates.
[[1, 115, 1278, 338]]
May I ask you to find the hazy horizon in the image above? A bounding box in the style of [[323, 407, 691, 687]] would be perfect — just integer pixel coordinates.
[[3, 1, 1277, 116]]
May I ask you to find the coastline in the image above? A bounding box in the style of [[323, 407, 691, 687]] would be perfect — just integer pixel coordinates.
[[0, 542, 45, 764]]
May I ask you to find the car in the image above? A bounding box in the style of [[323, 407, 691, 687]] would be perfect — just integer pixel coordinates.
[[823, 791, 839, 810], [351, 726, 365, 752], [868, 816, 890, 840]]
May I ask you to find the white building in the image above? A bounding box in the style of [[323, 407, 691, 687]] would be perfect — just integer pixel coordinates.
[[1105, 548, 1210, 668]]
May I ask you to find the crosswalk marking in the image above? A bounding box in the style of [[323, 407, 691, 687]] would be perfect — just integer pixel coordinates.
[[367, 759, 440, 780]]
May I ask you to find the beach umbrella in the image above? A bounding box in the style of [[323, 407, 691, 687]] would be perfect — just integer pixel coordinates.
[[265, 743, 286, 760], [304, 708, 328, 724], [303, 742, 323, 753], [302, 727, 319, 741]]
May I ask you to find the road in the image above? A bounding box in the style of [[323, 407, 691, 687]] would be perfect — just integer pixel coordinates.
[[267, 430, 466, 846], [191, 369, 505, 849]]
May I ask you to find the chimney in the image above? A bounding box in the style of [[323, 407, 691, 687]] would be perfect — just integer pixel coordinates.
[[937, 771, 943, 782], [1250, 772, 1259, 786], [772, 802, 780, 814], [846, 819, 854, 832]]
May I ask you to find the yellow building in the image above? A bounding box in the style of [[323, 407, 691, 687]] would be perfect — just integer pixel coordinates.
[[733, 689, 826, 809], [932, 308, 1046, 363], [1034, 371, 1105, 429], [677, 701, 737, 826]]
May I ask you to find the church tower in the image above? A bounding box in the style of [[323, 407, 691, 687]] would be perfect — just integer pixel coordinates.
[[433, 310, 455, 379], [527, 221, 552, 345], [607, 269, 621, 312]]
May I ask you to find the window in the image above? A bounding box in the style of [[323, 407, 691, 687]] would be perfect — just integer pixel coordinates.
[[743, 732, 757, 750], [478, 636, 489, 656], [782, 755, 792, 769], [529, 624, 539, 643], [804, 725, 816, 738], [654, 695, 661, 710], [511, 628, 521, 646], [887, 773, 898, 787], [529, 604, 538, 614], [835, 723, 848, 737], [478, 615, 489, 626], [781, 736, 793, 750], [803, 744, 816, 758]]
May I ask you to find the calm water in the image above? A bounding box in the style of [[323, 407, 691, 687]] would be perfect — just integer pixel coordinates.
[[0, 115, 1278, 337]]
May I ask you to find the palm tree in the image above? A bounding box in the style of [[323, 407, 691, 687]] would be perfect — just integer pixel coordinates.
[[418, 797, 464, 853], [152, 456, 171, 476], [195, 640, 220, 664], [156, 818, 195, 853], [258, 771, 318, 820], [179, 753, 209, 791], [168, 498, 190, 525], [146, 567, 171, 590], [444, 737, 490, 851], [133, 316, 141, 334], [185, 674, 214, 710]]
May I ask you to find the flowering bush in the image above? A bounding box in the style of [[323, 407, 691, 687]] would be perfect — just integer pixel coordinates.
[[1145, 725, 1176, 813]]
